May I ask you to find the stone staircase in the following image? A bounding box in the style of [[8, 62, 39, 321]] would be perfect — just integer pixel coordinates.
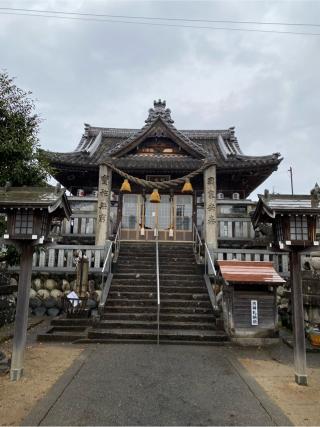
[[87, 242, 228, 344]]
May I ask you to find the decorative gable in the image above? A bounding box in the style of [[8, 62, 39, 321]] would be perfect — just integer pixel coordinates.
[[133, 137, 190, 156], [108, 100, 207, 159]]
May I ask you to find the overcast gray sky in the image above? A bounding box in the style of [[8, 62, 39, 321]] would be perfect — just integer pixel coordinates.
[[1, 0, 319, 198]]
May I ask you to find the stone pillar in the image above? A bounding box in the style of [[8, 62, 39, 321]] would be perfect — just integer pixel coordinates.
[[95, 164, 112, 246], [204, 164, 218, 249]]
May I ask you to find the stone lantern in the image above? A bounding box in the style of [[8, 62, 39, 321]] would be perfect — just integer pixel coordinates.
[[252, 184, 320, 385], [0, 185, 71, 381]]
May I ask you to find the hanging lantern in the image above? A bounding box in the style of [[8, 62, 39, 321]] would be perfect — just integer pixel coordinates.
[[120, 179, 131, 193], [150, 189, 161, 203], [182, 178, 193, 193]]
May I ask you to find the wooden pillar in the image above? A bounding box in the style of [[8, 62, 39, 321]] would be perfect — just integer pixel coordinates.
[[204, 164, 217, 249], [291, 250, 308, 385], [95, 164, 112, 246], [10, 242, 33, 381]]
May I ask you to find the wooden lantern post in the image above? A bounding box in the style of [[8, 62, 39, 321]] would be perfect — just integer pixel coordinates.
[[10, 241, 34, 381], [252, 185, 320, 385], [290, 248, 307, 385], [0, 186, 71, 381]]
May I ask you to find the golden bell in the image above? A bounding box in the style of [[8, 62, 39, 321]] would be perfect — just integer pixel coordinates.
[[120, 179, 131, 193], [182, 178, 193, 193], [150, 189, 161, 203]]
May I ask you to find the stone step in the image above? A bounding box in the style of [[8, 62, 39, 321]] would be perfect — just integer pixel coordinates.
[[117, 253, 195, 259], [37, 326, 88, 342], [110, 285, 206, 293], [77, 338, 226, 346], [111, 281, 205, 288], [114, 266, 200, 277], [108, 291, 208, 301], [105, 299, 157, 307], [103, 305, 213, 314], [115, 262, 198, 269], [108, 291, 157, 300], [117, 253, 196, 259], [96, 320, 217, 331], [105, 299, 212, 308], [101, 313, 157, 321], [96, 320, 158, 330], [51, 318, 92, 327], [121, 244, 193, 250], [103, 305, 157, 313], [161, 299, 212, 307], [113, 273, 203, 280], [102, 313, 216, 323], [119, 248, 194, 252], [112, 276, 204, 283], [88, 328, 228, 342]]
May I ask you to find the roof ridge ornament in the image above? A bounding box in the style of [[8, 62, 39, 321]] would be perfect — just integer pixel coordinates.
[[145, 99, 174, 124], [311, 182, 320, 208]]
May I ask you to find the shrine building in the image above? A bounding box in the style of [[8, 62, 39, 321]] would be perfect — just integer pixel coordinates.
[[46, 99, 282, 249]]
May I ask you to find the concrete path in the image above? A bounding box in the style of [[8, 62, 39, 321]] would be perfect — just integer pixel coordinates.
[[24, 344, 291, 426]]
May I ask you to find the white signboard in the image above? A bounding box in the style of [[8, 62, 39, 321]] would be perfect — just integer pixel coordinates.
[[251, 300, 259, 326], [67, 291, 80, 307]]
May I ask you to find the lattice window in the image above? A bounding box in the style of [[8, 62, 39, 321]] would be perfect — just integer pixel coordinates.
[[14, 210, 33, 235], [176, 195, 192, 231], [122, 194, 138, 229], [289, 216, 308, 240]]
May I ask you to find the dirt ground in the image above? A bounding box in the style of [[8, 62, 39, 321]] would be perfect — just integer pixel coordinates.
[[238, 351, 320, 426], [0, 320, 319, 426], [0, 338, 83, 426]]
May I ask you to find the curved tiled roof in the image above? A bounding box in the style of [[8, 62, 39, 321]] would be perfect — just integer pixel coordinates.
[[46, 100, 282, 175]]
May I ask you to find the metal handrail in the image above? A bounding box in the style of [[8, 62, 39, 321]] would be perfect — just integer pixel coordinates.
[[155, 229, 160, 345], [204, 242, 217, 277], [100, 222, 122, 305], [204, 242, 218, 309], [114, 222, 121, 262], [100, 242, 113, 289], [192, 222, 203, 260]]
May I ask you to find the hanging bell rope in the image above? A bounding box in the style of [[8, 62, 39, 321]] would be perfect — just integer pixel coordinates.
[[103, 160, 214, 190], [182, 178, 193, 193], [150, 189, 161, 203], [120, 178, 131, 193]]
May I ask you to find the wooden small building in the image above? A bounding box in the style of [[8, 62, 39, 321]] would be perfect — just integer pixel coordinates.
[[0, 186, 71, 243], [218, 260, 286, 343], [251, 188, 320, 249]]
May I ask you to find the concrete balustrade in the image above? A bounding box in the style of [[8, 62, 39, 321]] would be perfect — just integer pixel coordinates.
[[5, 244, 108, 273], [214, 248, 290, 276]]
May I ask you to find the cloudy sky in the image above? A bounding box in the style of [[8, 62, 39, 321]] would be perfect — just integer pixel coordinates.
[[1, 0, 319, 198]]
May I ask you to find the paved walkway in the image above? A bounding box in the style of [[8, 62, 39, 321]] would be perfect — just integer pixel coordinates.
[[23, 344, 291, 426]]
